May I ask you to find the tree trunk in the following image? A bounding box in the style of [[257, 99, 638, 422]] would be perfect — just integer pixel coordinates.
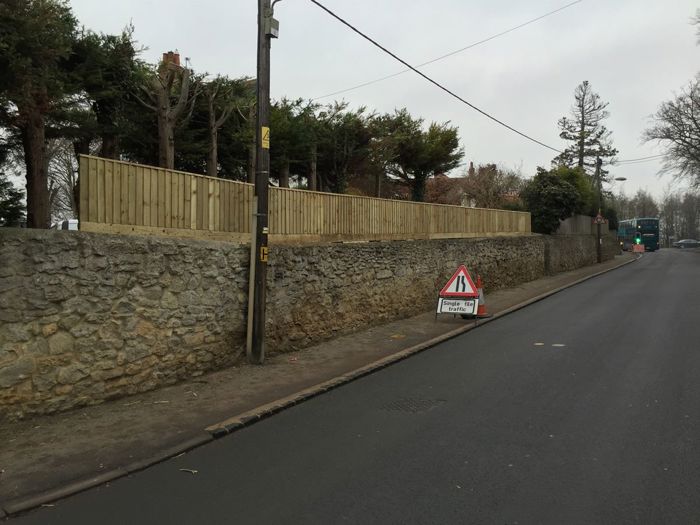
[[157, 106, 175, 169], [207, 97, 218, 178], [318, 172, 329, 192], [374, 171, 382, 198], [309, 143, 317, 191], [100, 133, 119, 159], [157, 118, 175, 169], [411, 175, 426, 202], [72, 138, 91, 219], [280, 159, 290, 188], [208, 129, 218, 178], [248, 142, 256, 183], [21, 110, 50, 228], [155, 71, 179, 170], [73, 138, 91, 163]]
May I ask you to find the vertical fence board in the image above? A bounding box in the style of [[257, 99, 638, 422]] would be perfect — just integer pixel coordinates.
[[151, 169, 159, 227], [87, 158, 97, 222], [164, 170, 172, 229], [197, 176, 203, 229], [185, 175, 192, 229], [140, 168, 149, 227], [79, 156, 89, 224], [102, 159, 112, 223], [135, 166, 143, 226], [119, 163, 128, 224]]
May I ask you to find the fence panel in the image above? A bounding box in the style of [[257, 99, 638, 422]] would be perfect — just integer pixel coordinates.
[[79, 156, 531, 243]]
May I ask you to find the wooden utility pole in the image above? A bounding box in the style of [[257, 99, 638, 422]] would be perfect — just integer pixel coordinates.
[[248, 0, 279, 364]]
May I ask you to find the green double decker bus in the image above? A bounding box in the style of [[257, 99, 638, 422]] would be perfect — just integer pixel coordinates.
[[618, 218, 660, 251]]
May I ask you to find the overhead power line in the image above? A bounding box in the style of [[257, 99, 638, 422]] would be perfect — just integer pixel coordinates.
[[613, 154, 665, 164], [308, 0, 562, 153], [313, 0, 584, 101], [613, 159, 664, 167]]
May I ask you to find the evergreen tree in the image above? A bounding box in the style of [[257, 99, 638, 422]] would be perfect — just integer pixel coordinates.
[[0, 171, 25, 226], [553, 81, 618, 178], [0, 0, 78, 228], [68, 27, 140, 159], [522, 169, 580, 234], [379, 109, 464, 202]]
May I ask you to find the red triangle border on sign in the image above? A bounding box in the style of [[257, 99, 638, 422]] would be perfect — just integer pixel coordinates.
[[439, 265, 479, 298]]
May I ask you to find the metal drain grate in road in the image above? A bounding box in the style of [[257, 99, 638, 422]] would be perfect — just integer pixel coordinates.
[[381, 398, 446, 413]]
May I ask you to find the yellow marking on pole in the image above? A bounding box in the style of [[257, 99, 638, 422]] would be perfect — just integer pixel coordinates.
[[260, 246, 269, 262], [261, 126, 270, 149]]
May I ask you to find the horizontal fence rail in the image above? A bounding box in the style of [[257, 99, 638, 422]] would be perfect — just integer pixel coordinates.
[[79, 156, 531, 243]]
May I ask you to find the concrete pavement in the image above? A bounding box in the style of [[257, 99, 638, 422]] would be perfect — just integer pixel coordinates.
[[0, 253, 635, 517]]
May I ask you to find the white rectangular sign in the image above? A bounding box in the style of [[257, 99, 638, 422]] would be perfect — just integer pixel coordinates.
[[437, 298, 478, 315]]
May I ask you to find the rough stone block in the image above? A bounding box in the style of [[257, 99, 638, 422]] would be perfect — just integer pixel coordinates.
[[91, 366, 125, 381], [27, 338, 49, 356], [57, 363, 90, 385], [0, 357, 36, 388], [161, 291, 179, 309]]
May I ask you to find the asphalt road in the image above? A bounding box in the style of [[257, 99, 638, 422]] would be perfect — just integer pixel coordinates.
[[13, 249, 700, 525]]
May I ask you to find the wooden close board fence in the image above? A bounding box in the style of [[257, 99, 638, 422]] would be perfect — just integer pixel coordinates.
[[79, 156, 531, 243]]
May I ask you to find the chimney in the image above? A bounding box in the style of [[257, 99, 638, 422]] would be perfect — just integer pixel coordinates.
[[162, 51, 181, 67]]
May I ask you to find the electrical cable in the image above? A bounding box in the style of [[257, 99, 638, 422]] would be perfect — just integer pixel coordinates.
[[613, 158, 665, 166], [312, 0, 583, 101], [308, 0, 562, 153], [613, 154, 665, 164]]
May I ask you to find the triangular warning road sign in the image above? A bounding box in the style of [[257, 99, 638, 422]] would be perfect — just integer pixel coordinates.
[[440, 265, 479, 298]]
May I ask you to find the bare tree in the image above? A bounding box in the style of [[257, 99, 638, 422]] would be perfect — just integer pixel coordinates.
[[659, 190, 682, 245], [659, 189, 700, 244], [461, 163, 525, 209], [46, 139, 78, 220], [629, 189, 659, 218], [135, 53, 199, 169], [6, 137, 79, 222], [644, 77, 700, 189]]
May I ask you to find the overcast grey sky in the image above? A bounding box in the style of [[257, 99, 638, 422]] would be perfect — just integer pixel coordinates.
[[69, 0, 699, 199]]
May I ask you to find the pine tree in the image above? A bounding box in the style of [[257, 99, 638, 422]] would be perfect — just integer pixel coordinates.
[[0, 0, 78, 228], [0, 172, 25, 226], [553, 81, 618, 177]]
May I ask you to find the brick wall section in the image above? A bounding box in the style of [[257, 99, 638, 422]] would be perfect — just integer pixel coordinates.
[[0, 230, 612, 420]]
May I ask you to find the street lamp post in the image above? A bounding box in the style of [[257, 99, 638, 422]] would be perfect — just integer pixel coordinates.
[[595, 156, 603, 263]]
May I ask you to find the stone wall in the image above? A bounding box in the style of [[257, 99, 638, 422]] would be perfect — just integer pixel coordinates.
[[265, 236, 545, 352], [0, 230, 250, 419], [0, 229, 611, 420], [544, 234, 619, 274]]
